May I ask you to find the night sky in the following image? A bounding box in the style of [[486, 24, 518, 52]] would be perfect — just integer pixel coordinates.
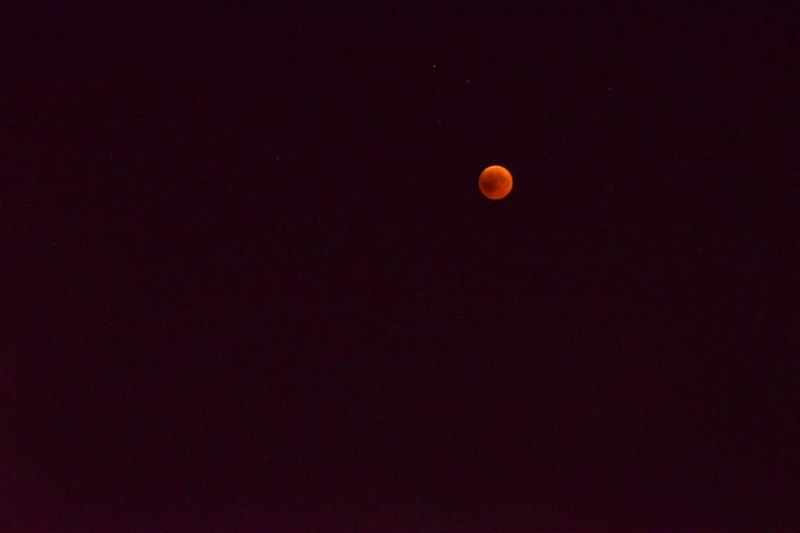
[[5, 4, 799, 532]]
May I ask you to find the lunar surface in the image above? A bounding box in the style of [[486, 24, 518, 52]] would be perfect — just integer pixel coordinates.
[[478, 165, 513, 200]]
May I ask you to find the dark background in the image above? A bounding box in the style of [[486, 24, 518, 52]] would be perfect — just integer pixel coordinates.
[[3, 4, 799, 531]]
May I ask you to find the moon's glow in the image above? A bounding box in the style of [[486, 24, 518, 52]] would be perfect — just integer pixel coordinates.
[[479, 165, 513, 200]]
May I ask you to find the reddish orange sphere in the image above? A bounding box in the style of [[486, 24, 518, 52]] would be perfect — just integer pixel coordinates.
[[478, 165, 513, 200]]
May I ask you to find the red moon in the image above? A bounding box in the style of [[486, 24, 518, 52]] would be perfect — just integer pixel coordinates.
[[478, 165, 513, 200]]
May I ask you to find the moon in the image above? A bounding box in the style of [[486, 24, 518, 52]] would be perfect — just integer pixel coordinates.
[[478, 165, 513, 200]]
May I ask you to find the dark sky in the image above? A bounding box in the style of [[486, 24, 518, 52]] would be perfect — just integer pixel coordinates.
[[4, 4, 799, 532]]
